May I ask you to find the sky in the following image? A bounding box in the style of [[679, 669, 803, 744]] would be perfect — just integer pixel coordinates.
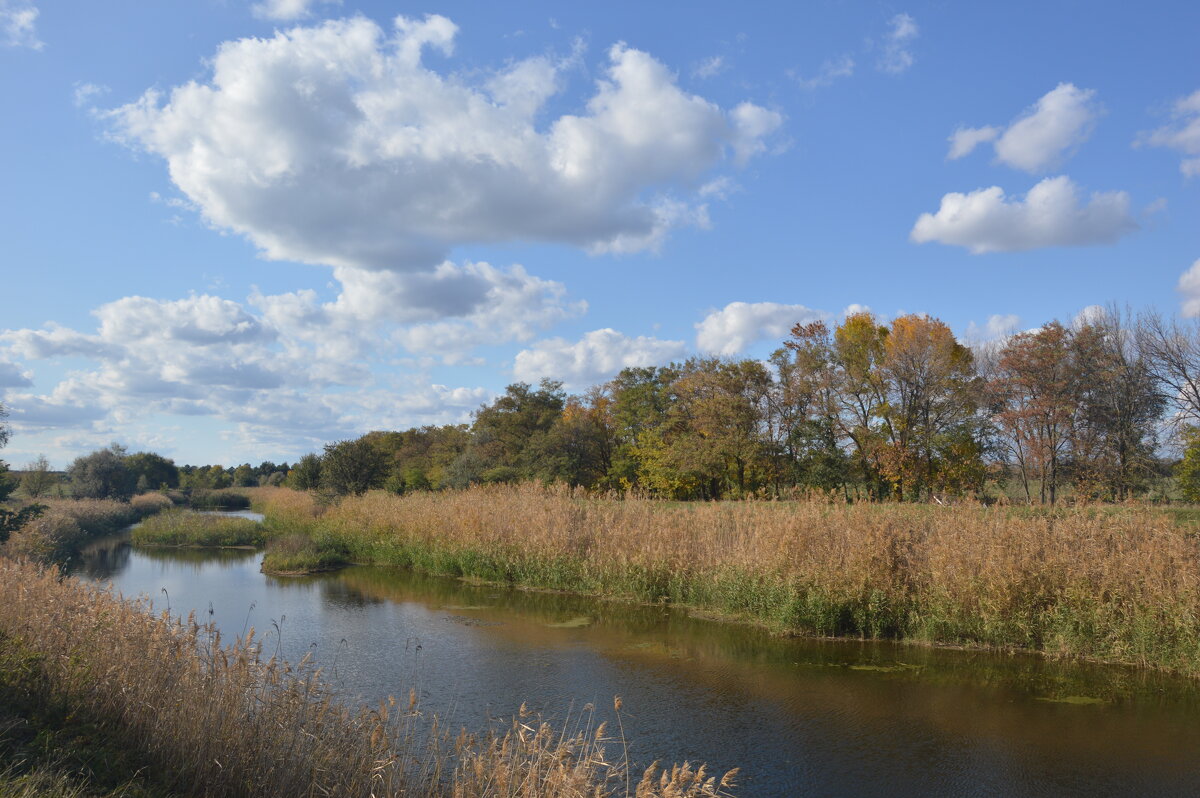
[[0, 0, 1197, 468]]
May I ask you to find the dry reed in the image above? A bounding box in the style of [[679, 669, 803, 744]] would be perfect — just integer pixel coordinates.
[[248, 485, 1200, 673], [2, 494, 174, 563]]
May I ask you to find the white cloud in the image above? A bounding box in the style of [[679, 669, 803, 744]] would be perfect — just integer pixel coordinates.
[[695, 301, 826, 356], [1139, 89, 1200, 178], [1, 1, 41, 50], [792, 55, 855, 90], [251, 0, 341, 22], [878, 13, 918, 74], [965, 313, 1021, 342], [108, 17, 782, 278], [910, 175, 1137, 254], [1179, 259, 1200, 318], [692, 55, 726, 79], [72, 82, 109, 108], [949, 84, 1100, 173], [994, 84, 1099, 173], [947, 126, 999, 160], [513, 329, 687, 387]]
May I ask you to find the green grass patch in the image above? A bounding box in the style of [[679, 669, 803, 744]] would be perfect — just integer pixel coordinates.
[[260, 533, 350, 574], [130, 510, 263, 548]]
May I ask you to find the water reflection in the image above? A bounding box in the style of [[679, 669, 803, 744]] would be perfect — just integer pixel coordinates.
[[74, 536, 1200, 796]]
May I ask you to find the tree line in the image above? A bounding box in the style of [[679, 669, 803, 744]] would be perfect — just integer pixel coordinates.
[[292, 307, 1200, 504], [10, 306, 1200, 506]]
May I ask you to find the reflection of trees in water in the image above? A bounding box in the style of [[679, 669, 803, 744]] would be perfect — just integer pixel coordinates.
[[75, 538, 133, 579]]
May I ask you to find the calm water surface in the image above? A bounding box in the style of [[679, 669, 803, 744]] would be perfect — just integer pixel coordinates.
[[73, 534, 1200, 797]]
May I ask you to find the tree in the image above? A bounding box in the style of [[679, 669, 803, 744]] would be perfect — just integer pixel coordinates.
[[231, 463, 257, 488], [989, 323, 1077, 504], [1071, 309, 1165, 499], [468, 381, 566, 481], [877, 314, 982, 500], [322, 438, 388, 496], [1175, 426, 1200, 503], [21, 454, 56, 499], [0, 405, 46, 542], [288, 454, 323, 490], [125, 451, 179, 491], [68, 444, 136, 500]]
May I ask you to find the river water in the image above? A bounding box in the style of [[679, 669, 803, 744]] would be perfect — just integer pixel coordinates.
[[73, 534, 1200, 796]]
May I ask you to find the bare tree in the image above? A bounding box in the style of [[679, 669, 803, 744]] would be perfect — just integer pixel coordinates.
[[1138, 310, 1200, 431]]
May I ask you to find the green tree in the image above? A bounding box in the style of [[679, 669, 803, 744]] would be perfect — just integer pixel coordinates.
[[288, 454, 323, 490], [125, 451, 180, 491], [231, 463, 257, 487], [322, 438, 388, 496], [20, 454, 57, 499], [69, 444, 136, 500], [467, 380, 566, 481], [1176, 426, 1200, 502]]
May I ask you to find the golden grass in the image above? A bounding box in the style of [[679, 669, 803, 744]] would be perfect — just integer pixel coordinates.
[[2, 494, 174, 563], [0, 559, 735, 797], [247, 485, 1200, 673]]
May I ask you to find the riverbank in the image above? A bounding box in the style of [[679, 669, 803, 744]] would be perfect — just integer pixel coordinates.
[[1, 494, 173, 563], [247, 485, 1200, 675], [0, 559, 734, 798]]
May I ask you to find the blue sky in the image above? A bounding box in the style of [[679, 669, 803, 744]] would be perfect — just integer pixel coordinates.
[[1, 0, 1197, 467]]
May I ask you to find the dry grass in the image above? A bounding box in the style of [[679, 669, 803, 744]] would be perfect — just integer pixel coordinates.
[[0, 560, 735, 797], [247, 485, 1200, 674], [2, 494, 174, 563]]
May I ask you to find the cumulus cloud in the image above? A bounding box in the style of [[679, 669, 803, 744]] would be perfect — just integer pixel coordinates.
[[910, 176, 1137, 254], [1139, 89, 1200, 178], [948, 84, 1100, 173], [1179, 259, 1200, 318], [513, 329, 687, 387], [108, 16, 782, 279], [695, 301, 826, 356], [878, 13, 918, 74], [251, 0, 341, 22], [792, 55, 855, 90], [1, 1, 41, 50]]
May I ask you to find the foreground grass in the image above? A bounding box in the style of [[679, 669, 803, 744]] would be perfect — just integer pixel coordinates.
[[0, 560, 734, 797], [1, 494, 173, 563], [249, 485, 1200, 675], [131, 510, 263, 548]]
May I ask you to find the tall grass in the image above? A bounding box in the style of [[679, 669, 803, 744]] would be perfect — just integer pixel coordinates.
[[248, 485, 1200, 674], [2, 494, 173, 563], [0, 560, 734, 797], [131, 510, 264, 548]]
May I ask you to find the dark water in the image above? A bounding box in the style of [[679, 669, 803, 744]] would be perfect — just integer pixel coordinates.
[[73, 536, 1200, 797]]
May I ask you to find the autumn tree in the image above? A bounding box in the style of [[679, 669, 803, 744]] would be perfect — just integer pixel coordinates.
[[877, 314, 983, 500], [770, 321, 848, 494], [989, 322, 1078, 504]]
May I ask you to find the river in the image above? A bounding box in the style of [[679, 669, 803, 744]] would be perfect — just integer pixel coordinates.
[[73, 531, 1200, 796]]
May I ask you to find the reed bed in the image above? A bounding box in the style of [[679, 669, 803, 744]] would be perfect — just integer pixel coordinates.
[[2, 494, 173, 563], [131, 510, 264, 548], [248, 485, 1200, 674], [0, 560, 735, 798]]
